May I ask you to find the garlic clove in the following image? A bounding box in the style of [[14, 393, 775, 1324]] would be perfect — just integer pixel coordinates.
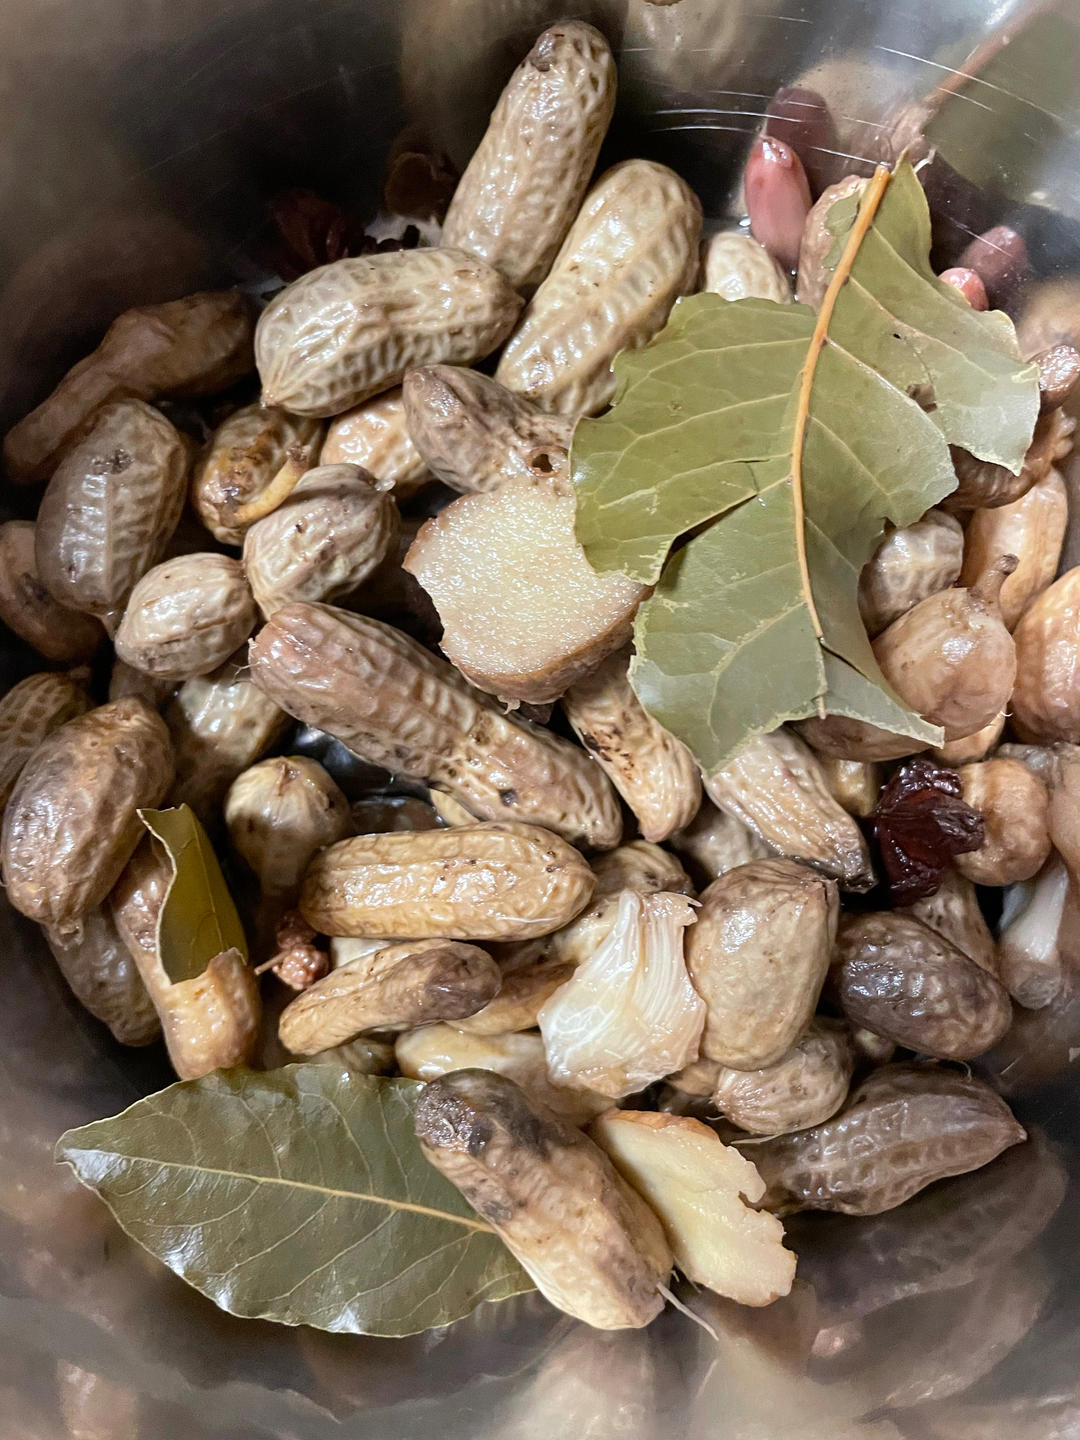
[[997, 854, 1071, 1010]]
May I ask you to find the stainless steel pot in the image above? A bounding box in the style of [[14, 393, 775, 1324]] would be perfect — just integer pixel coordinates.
[[2, 2, 1079, 1435]]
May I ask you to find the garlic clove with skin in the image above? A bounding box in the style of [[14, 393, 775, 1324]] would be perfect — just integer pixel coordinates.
[[997, 854, 1071, 1010]]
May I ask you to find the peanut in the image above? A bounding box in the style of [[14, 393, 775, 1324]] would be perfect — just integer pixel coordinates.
[[0, 671, 90, 812], [711, 1019, 854, 1136], [107, 656, 175, 710], [248, 602, 622, 849], [670, 799, 770, 885], [858, 509, 964, 638], [1010, 566, 1080, 743], [591, 840, 693, 898], [225, 755, 353, 900], [115, 553, 257, 680], [110, 840, 260, 1079], [699, 230, 792, 303], [165, 652, 290, 821], [0, 521, 104, 663], [947, 407, 1074, 511], [955, 758, 1051, 886], [818, 757, 882, 818], [455, 956, 573, 1036], [562, 647, 701, 842], [1, 698, 173, 927], [744, 136, 811, 271], [243, 463, 398, 618], [704, 729, 875, 890], [796, 176, 867, 307], [746, 1064, 1025, 1215], [279, 938, 501, 1053], [414, 1069, 672, 1329], [686, 858, 838, 1069], [961, 467, 1068, 629], [42, 906, 160, 1047], [933, 711, 1005, 766], [404, 473, 646, 704], [300, 821, 594, 941], [256, 247, 522, 416], [873, 556, 1017, 741], [495, 159, 702, 415], [900, 870, 998, 975], [320, 387, 430, 497], [835, 912, 1012, 1060], [34, 400, 190, 621], [395, 1025, 610, 1126], [2, 290, 254, 483], [192, 403, 323, 546], [441, 21, 616, 292], [401, 365, 574, 494]]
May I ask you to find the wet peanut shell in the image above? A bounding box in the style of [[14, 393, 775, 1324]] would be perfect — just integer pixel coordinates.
[[192, 403, 324, 546], [43, 907, 161, 1046], [414, 1068, 672, 1329], [1, 699, 174, 927], [747, 1064, 1025, 1215], [248, 602, 622, 849], [300, 821, 594, 941], [115, 553, 257, 681], [835, 912, 1012, 1060], [0, 522, 105, 663], [0, 672, 90, 811], [711, 1018, 854, 1135]]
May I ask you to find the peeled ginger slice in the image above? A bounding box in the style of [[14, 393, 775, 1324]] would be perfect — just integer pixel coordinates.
[[591, 1110, 796, 1307]]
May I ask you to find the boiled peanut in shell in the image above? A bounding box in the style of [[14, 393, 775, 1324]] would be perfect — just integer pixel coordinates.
[[1, 698, 173, 928], [0, 671, 90, 812], [192, 403, 323, 546], [0, 521, 104, 663], [225, 755, 352, 900], [711, 1019, 855, 1136], [301, 821, 594, 940], [43, 906, 160, 1047], [1010, 565, 1080, 743], [115, 553, 257, 681]]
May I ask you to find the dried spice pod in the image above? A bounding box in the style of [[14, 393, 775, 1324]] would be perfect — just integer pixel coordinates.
[[685, 858, 838, 1069], [1, 699, 173, 928], [0, 521, 105, 663], [42, 906, 160, 1046], [402, 365, 575, 495], [670, 800, 770, 885], [1010, 566, 1080, 743], [414, 1069, 672, 1329], [857, 510, 964, 638], [954, 758, 1050, 886], [248, 603, 622, 849], [279, 939, 501, 1053], [961, 467, 1068, 630], [256, 247, 522, 416], [947, 407, 1074, 511], [900, 870, 997, 975], [441, 21, 616, 292], [192, 404, 323, 546], [396, 1024, 610, 1126], [873, 757, 985, 904], [319, 388, 430, 498], [301, 822, 595, 941], [115, 553, 257, 680], [225, 755, 353, 900], [746, 1064, 1025, 1215], [403, 474, 646, 704], [243, 464, 399, 618], [495, 159, 702, 415], [704, 729, 874, 891], [562, 648, 700, 842], [744, 137, 811, 271], [711, 1019, 855, 1136], [3, 290, 254, 483], [835, 912, 1012, 1059], [873, 556, 1018, 740], [165, 653, 290, 822], [997, 854, 1071, 1010], [699, 231, 792, 303], [34, 400, 190, 621], [0, 671, 90, 812]]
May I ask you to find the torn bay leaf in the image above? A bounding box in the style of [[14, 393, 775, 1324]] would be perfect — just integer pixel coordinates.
[[573, 162, 1039, 775], [139, 804, 247, 984], [56, 1066, 534, 1336]]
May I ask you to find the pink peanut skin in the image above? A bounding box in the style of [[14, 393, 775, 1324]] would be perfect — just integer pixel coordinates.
[[745, 137, 811, 272]]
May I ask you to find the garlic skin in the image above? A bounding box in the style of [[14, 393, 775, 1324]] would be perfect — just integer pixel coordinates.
[[873, 556, 1018, 740], [998, 855, 1071, 1010], [538, 890, 702, 1098]]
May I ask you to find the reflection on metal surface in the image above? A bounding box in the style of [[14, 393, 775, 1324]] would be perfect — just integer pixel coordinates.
[[1, 0, 1080, 1435]]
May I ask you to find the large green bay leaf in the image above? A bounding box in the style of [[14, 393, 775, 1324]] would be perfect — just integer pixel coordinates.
[[55, 1066, 534, 1336], [573, 161, 1038, 775]]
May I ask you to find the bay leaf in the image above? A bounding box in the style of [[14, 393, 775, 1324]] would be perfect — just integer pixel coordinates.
[[573, 161, 1039, 776], [55, 1065, 534, 1336], [139, 804, 248, 984]]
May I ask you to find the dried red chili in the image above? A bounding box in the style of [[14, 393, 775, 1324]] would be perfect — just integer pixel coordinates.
[[873, 758, 985, 905]]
